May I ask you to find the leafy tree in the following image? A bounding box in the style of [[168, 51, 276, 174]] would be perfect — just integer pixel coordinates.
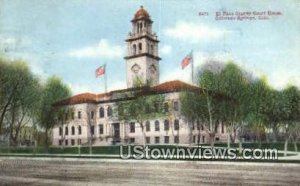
[[280, 86, 300, 156], [116, 87, 166, 146], [0, 58, 42, 145], [38, 76, 71, 148], [245, 77, 270, 147]]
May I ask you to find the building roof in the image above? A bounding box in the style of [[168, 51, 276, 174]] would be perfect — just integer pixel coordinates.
[[151, 80, 202, 93], [53, 80, 203, 106]]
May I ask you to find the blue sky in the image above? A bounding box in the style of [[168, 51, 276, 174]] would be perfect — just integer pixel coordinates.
[[0, 0, 299, 95]]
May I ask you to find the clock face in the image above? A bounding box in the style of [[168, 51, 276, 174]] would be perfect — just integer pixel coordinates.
[[131, 64, 141, 74]]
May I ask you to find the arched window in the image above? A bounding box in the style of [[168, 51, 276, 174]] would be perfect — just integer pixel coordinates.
[[65, 126, 68, 135], [164, 120, 169, 131], [146, 121, 150, 132], [107, 106, 112, 117], [78, 126, 82, 135], [155, 120, 160, 131], [59, 127, 62, 136], [138, 43, 142, 53], [99, 107, 104, 118], [139, 22, 143, 32], [71, 126, 75, 135], [132, 44, 136, 55]]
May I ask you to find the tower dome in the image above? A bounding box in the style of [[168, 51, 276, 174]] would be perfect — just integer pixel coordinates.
[[133, 6, 150, 20]]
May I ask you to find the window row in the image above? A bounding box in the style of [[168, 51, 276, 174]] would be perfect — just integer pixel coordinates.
[[64, 106, 113, 121], [59, 126, 82, 136], [129, 119, 180, 133], [59, 139, 81, 146], [129, 136, 179, 144], [59, 124, 104, 136]]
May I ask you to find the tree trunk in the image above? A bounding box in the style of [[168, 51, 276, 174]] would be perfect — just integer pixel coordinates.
[[238, 138, 242, 154], [227, 133, 231, 148], [209, 132, 215, 147], [188, 121, 193, 146], [284, 138, 288, 156], [258, 131, 262, 148], [272, 124, 278, 142], [45, 127, 49, 152]]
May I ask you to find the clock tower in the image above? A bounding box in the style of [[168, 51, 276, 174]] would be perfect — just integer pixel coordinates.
[[125, 6, 161, 88]]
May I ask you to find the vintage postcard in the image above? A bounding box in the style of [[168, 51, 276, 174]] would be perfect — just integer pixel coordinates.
[[0, 0, 300, 185]]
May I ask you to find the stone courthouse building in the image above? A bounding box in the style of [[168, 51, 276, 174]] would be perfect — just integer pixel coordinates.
[[52, 6, 228, 146]]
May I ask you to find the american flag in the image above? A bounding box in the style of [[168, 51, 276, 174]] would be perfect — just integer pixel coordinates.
[[95, 65, 105, 77], [181, 51, 193, 69]]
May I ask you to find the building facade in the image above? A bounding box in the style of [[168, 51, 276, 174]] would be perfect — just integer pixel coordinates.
[[52, 6, 229, 147]]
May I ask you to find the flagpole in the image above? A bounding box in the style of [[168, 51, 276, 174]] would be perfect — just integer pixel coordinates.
[[104, 63, 107, 93], [191, 50, 194, 85]]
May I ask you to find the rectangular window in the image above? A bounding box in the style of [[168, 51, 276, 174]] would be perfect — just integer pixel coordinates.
[[130, 138, 135, 144], [155, 121, 160, 131], [215, 123, 218, 133], [90, 126, 95, 135], [65, 127, 68, 135], [164, 136, 169, 144], [99, 124, 104, 134], [65, 139, 68, 146], [155, 136, 160, 144], [78, 139, 81, 145], [174, 136, 179, 143], [78, 126, 82, 135], [59, 140, 63, 146], [191, 122, 195, 130], [78, 111, 81, 119], [173, 101, 179, 111], [174, 120, 179, 130], [59, 127, 62, 136], [193, 136, 196, 143], [91, 111, 94, 119], [164, 102, 169, 112], [130, 122, 135, 133], [202, 136, 205, 143], [221, 123, 224, 133], [164, 120, 169, 131], [71, 127, 75, 135], [71, 139, 75, 146], [146, 122, 150, 132], [146, 137, 150, 144], [71, 112, 74, 120]]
